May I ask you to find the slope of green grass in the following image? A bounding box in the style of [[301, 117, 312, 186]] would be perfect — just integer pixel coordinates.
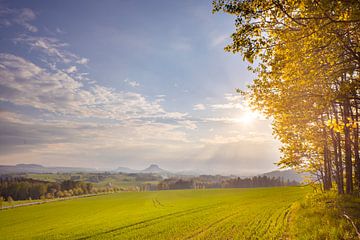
[[288, 191, 360, 240], [1, 187, 309, 239]]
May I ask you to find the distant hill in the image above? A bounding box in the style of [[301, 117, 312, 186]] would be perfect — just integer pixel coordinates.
[[260, 169, 306, 182], [1, 164, 309, 182], [116, 164, 169, 174], [0, 164, 95, 174], [115, 167, 139, 173], [141, 164, 168, 174]]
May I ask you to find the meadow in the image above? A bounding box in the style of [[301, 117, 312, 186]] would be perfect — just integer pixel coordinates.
[[0, 187, 313, 240]]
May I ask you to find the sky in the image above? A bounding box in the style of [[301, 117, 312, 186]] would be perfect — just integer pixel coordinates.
[[0, 0, 281, 175]]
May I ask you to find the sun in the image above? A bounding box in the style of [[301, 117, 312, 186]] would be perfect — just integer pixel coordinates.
[[235, 110, 258, 125]]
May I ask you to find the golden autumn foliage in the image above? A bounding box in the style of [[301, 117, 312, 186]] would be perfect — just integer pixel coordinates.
[[214, 0, 360, 194]]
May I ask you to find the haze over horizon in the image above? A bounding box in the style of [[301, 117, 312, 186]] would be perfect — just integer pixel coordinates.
[[0, 0, 281, 175]]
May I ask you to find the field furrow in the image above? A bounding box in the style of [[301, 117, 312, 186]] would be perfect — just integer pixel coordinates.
[[0, 187, 309, 240]]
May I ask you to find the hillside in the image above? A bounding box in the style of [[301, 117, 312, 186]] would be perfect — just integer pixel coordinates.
[[115, 167, 139, 173], [141, 164, 168, 173], [0, 164, 95, 174], [116, 164, 169, 174]]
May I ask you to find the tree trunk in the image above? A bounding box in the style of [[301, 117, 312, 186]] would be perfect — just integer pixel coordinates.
[[323, 143, 332, 191], [337, 130, 345, 193], [330, 127, 343, 194], [344, 98, 353, 194], [322, 114, 332, 191], [352, 99, 360, 192], [333, 103, 344, 194]]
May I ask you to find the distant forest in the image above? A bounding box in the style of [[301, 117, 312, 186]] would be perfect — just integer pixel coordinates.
[[0, 177, 120, 201], [0, 175, 299, 201], [156, 175, 299, 191]]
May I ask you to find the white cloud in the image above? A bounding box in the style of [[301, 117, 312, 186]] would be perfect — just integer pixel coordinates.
[[224, 93, 242, 102], [0, 51, 194, 165], [0, 6, 281, 174], [193, 103, 206, 110], [195, 140, 280, 175], [56, 27, 65, 34], [0, 53, 186, 122], [200, 131, 272, 145], [76, 57, 89, 65], [0, 110, 194, 163], [0, 7, 38, 32], [124, 78, 140, 87], [0, 106, 280, 174], [211, 103, 243, 110], [14, 35, 73, 63], [210, 93, 244, 110], [13, 35, 89, 65], [66, 66, 77, 74], [15, 8, 37, 32], [180, 120, 197, 130], [204, 117, 241, 124]]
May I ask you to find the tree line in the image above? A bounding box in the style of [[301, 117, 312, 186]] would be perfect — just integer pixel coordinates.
[[0, 177, 120, 201], [157, 175, 298, 190], [213, 0, 360, 194]]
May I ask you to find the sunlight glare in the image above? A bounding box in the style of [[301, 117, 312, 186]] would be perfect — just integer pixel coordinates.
[[235, 110, 258, 125]]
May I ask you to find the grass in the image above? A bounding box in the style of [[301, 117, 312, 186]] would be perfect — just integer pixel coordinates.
[[1, 199, 43, 207], [0, 187, 307, 239], [288, 190, 360, 240], [0, 186, 358, 239]]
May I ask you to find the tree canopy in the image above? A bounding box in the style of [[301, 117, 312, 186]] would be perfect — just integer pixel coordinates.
[[213, 0, 360, 194]]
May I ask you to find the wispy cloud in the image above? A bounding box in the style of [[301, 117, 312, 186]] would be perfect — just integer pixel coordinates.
[[0, 53, 187, 123], [0, 46, 193, 164], [0, 7, 37, 32], [210, 93, 244, 110], [0, 4, 279, 173], [66, 65, 77, 73], [193, 103, 206, 110], [124, 78, 140, 87], [76, 57, 89, 65], [13, 35, 88, 65]]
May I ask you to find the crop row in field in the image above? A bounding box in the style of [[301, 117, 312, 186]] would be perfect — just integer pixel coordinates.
[[0, 187, 309, 239]]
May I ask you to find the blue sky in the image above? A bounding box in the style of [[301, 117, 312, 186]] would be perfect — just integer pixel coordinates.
[[0, 0, 280, 175]]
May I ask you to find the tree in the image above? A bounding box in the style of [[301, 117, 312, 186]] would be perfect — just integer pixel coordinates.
[[7, 196, 14, 206], [213, 0, 360, 194], [0, 196, 3, 209]]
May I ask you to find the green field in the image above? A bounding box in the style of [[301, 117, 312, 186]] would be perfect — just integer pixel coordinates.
[[0, 187, 312, 239], [24, 173, 161, 190]]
